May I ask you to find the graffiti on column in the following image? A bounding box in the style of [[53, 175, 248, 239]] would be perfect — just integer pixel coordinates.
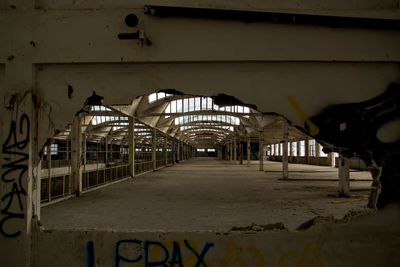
[[1, 113, 30, 238]]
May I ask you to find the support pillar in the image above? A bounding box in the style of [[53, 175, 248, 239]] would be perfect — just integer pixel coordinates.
[[0, 91, 36, 267], [247, 137, 251, 167], [46, 140, 52, 202], [315, 142, 320, 161], [259, 131, 264, 171], [338, 155, 350, 196], [327, 152, 335, 167], [128, 117, 135, 177], [282, 121, 289, 179], [71, 115, 83, 196]]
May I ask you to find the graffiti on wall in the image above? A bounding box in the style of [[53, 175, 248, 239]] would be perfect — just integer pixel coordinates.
[[86, 238, 325, 267], [87, 239, 214, 267], [1, 113, 30, 238]]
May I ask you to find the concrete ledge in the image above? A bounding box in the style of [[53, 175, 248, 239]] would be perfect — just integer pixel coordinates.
[[33, 204, 400, 267]]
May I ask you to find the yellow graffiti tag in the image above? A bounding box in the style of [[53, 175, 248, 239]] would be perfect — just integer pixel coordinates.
[[279, 244, 326, 267], [219, 243, 265, 267], [287, 96, 320, 136]]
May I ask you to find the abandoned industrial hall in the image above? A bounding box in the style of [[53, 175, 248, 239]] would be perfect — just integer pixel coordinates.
[[1, 0, 400, 266]]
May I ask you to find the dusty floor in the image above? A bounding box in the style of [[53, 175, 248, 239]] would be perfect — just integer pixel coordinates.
[[41, 158, 372, 231]]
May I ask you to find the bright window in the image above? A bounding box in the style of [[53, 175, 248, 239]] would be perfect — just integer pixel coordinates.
[[319, 144, 328, 157], [299, 140, 305, 156], [291, 142, 297, 156], [309, 139, 316, 157]]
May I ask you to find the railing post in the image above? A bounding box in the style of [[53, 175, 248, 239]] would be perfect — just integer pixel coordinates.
[[71, 115, 83, 196], [46, 139, 52, 201], [128, 117, 135, 178], [152, 128, 157, 170]]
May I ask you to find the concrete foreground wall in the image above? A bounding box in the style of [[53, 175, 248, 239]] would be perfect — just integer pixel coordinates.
[[1, 1, 400, 266], [33, 204, 400, 267]]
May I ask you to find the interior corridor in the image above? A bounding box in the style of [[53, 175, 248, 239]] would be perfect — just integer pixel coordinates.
[[41, 158, 372, 231]]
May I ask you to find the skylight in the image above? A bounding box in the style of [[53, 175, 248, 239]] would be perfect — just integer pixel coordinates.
[[91, 116, 128, 125], [148, 92, 174, 103], [165, 97, 251, 114], [174, 115, 240, 125]]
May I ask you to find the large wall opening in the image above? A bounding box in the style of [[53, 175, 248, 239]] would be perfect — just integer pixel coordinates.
[[38, 87, 373, 232]]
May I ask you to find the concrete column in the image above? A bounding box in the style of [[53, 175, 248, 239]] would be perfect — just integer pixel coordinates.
[[338, 155, 350, 196], [233, 137, 237, 163], [282, 121, 289, 179], [0, 90, 35, 267], [71, 115, 83, 196], [128, 117, 135, 177], [247, 137, 251, 167], [152, 128, 157, 170], [259, 131, 264, 171], [327, 152, 335, 167], [316, 142, 320, 158]]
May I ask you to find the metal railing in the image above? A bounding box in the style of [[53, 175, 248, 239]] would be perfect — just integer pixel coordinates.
[[82, 164, 129, 191], [41, 164, 130, 204], [135, 160, 153, 174], [41, 173, 72, 203]]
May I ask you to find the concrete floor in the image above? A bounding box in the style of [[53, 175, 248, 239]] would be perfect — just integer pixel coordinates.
[[41, 158, 372, 231]]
